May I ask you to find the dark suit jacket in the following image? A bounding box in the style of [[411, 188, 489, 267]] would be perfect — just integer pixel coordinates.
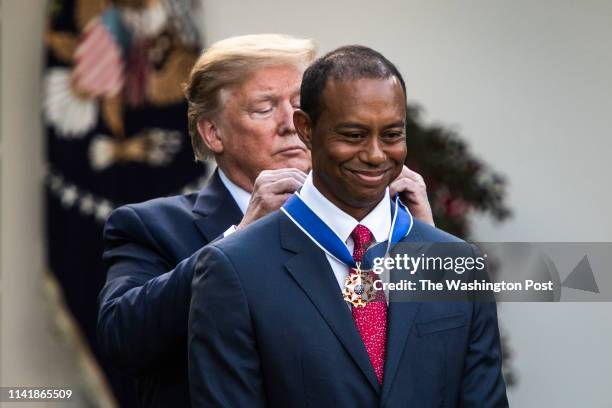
[[98, 171, 242, 407], [189, 211, 508, 407]]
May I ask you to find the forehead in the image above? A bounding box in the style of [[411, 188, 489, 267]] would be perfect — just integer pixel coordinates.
[[233, 64, 303, 99], [320, 77, 406, 122]]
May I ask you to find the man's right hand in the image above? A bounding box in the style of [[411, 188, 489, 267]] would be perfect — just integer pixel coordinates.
[[237, 168, 307, 230]]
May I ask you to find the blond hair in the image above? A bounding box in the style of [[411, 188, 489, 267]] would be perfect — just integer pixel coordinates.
[[183, 34, 317, 161]]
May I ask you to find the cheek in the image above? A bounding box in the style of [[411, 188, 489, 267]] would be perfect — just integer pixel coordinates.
[[238, 121, 277, 148], [239, 120, 264, 137], [390, 144, 407, 163], [386, 144, 407, 177], [324, 143, 357, 165]]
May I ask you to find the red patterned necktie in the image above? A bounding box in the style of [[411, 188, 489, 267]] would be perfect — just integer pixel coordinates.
[[350, 224, 387, 384]]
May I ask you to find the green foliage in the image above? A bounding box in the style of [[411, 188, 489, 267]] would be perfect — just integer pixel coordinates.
[[405, 104, 511, 238]]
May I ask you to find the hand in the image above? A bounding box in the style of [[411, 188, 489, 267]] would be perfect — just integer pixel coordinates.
[[389, 166, 435, 226], [237, 168, 307, 229]]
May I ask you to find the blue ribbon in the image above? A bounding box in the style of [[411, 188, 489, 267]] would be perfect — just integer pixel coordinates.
[[281, 192, 413, 268]]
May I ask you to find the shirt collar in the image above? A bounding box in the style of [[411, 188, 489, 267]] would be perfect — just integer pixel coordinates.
[[218, 168, 251, 215], [299, 172, 391, 244]]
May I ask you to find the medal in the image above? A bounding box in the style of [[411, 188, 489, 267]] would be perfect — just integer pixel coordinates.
[[343, 262, 377, 308]]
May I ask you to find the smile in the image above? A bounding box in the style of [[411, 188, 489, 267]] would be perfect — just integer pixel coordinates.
[[347, 169, 388, 185]]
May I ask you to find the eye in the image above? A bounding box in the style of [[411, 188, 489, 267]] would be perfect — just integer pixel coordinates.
[[342, 132, 365, 139], [249, 109, 272, 118], [383, 131, 405, 139]]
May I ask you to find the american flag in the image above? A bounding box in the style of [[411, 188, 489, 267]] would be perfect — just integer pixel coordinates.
[[73, 15, 125, 98]]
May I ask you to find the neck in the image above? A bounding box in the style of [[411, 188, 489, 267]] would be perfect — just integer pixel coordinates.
[[216, 162, 255, 193], [312, 175, 379, 221]]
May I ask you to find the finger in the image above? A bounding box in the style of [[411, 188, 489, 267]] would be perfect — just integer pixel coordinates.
[[395, 165, 425, 185], [389, 178, 423, 197], [277, 193, 294, 206], [265, 177, 304, 194], [259, 167, 308, 180], [260, 193, 295, 213], [273, 167, 308, 178], [255, 169, 307, 190], [257, 168, 308, 184]]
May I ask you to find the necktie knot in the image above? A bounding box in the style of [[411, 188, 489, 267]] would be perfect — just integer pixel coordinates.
[[351, 224, 373, 262]]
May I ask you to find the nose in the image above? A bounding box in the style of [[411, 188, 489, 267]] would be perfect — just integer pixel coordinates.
[[277, 100, 297, 136], [361, 135, 386, 166]]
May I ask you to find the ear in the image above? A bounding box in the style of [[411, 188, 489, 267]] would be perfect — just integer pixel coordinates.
[[293, 109, 313, 150], [197, 117, 224, 154]]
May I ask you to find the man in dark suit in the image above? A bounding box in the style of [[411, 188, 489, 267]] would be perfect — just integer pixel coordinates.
[[98, 35, 435, 407], [188, 45, 508, 407]]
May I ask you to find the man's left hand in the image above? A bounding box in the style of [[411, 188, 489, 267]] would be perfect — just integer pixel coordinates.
[[389, 166, 435, 226]]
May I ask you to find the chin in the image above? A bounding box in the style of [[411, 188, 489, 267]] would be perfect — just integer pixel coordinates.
[[346, 188, 387, 208], [281, 157, 311, 172]]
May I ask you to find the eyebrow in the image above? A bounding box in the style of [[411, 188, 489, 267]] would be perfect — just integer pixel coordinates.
[[250, 87, 301, 102], [335, 122, 369, 131], [383, 121, 406, 129], [335, 120, 406, 130], [250, 93, 277, 103]]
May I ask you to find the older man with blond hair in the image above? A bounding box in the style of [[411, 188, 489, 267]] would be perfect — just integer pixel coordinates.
[[98, 34, 433, 407]]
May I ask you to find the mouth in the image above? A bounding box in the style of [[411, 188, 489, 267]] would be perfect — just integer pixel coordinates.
[[346, 168, 390, 185], [276, 146, 306, 156]]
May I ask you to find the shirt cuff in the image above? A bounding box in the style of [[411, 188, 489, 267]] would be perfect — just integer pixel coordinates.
[[222, 224, 238, 238]]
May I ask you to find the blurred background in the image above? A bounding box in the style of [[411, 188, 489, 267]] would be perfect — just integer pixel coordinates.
[[1, 0, 611, 406]]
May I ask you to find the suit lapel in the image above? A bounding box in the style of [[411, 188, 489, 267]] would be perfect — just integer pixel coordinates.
[[192, 170, 243, 243], [380, 226, 426, 401], [280, 215, 382, 394]]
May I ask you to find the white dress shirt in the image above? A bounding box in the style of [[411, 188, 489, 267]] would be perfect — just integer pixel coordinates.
[[218, 169, 251, 215], [299, 173, 392, 291], [218, 169, 252, 237]]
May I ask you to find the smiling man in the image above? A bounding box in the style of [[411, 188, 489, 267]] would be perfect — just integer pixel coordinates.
[[188, 45, 508, 407], [298, 75, 407, 219]]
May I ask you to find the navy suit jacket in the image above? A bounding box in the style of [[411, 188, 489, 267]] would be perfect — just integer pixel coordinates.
[[98, 171, 242, 407], [189, 210, 508, 407]]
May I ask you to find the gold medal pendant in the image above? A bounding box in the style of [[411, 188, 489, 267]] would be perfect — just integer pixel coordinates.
[[343, 263, 377, 308]]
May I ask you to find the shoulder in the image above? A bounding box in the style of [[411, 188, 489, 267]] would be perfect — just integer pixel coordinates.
[[115, 193, 198, 220], [197, 211, 286, 275], [104, 193, 199, 243], [409, 219, 465, 243], [400, 220, 487, 270], [106, 193, 198, 227], [404, 219, 477, 258], [211, 210, 283, 256]]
